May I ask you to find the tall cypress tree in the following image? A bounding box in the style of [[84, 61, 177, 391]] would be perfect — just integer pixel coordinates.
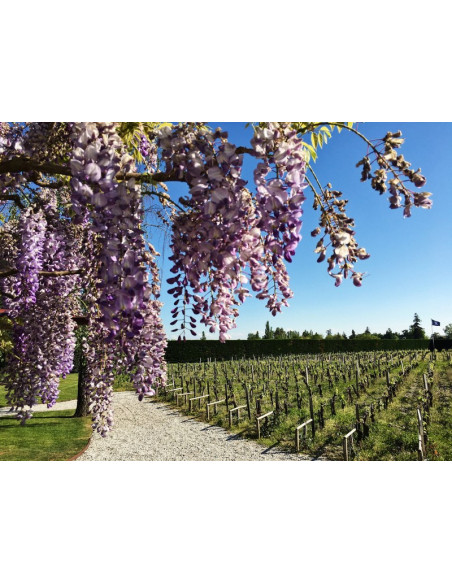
[[409, 313, 426, 339], [263, 321, 273, 340]]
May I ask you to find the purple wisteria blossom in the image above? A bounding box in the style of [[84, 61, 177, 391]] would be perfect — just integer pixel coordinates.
[[69, 123, 167, 434], [1, 192, 79, 419]]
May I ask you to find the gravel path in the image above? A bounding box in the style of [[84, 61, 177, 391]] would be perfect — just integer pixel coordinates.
[[0, 400, 77, 418], [1, 393, 312, 460], [78, 392, 310, 461]]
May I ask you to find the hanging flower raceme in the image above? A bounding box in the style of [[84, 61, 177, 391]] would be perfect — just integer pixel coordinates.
[[128, 295, 167, 400], [1, 193, 81, 419], [70, 123, 168, 433], [70, 123, 149, 339], [310, 184, 370, 287], [251, 123, 307, 264], [161, 124, 262, 341], [81, 323, 116, 437], [247, 123, 308, 314], [133, 245, 167, 397], [9, 207, 47, 314], [161, 123, 310, 338]]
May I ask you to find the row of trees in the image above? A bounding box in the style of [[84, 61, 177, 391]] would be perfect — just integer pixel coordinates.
[[248, 323, 322, 340], [248, 314, 450, 341]]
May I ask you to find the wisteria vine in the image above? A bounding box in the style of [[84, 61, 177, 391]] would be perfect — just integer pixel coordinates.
[[0, 122, 432, 434]]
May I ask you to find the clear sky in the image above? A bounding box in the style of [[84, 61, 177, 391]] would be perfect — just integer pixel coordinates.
[[150, 123, 452, 340]]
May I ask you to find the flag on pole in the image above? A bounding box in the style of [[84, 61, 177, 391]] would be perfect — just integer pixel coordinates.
[[431, 319, 440, 327]]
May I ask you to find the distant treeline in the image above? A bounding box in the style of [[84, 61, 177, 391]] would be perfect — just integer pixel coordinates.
[[165, 337, 452, 363], [247, 314, 442, 341]]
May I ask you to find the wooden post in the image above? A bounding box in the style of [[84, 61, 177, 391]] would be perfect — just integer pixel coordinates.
[[343, 428, 356, 461], [256, 411, 274, 439], [256, 398, 261, 416], [355, 404, 361, 441], [206, 399, 225, 421], [308, 390, 315, 438], [423, 373, 429, 395], [363, 413, 369, 438], [245, 385, 251, 420], [417, 408, 426, 460], [189, 394, 209, 412], [166, 387, 183, 399], [418, 435, 424, 461], [229, 405, 246, 428], [319, 403, 324, 429], [295, 419, 313, 452], [176, 392, 193, 407]]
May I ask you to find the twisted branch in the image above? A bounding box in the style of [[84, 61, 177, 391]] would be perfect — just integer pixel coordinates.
[[0, 268, 82, 279]]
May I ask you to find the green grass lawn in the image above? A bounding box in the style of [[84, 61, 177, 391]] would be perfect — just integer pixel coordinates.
[[0, 409, 92, 461], [0, 373, 134, 461], [0, 373, 79, 408], [1, 373, 91, 462], [0, 373, 91, 461], [0, 372, 134, 407]]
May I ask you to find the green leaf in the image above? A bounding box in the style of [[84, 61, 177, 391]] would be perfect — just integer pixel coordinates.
[[302, 142, 317, 162]]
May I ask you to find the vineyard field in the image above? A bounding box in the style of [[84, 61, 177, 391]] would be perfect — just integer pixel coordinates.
[[154, 350, 452, 461]]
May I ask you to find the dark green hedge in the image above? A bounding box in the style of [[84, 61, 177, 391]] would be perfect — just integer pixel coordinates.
[[165, 338, 433, 363], [2, 337, 450, 370], [429, 338, 452, 352]]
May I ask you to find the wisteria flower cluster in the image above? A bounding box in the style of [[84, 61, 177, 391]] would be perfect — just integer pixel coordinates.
[[309, 185, 370, 287], [356, 130, 432, 218], [70, 122, 167, 433], [1, 192, 80, 419], [160, 124, 254, 341], [251, 123, 307, 264], [250, 123, 308, 313], [70, 122, 149, 337], [10, 207, 47, 312]]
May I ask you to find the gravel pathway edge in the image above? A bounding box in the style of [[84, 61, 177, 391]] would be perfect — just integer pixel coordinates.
[[78, 392, 313, 461]]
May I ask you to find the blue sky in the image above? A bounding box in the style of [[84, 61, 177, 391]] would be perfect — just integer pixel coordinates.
[[150, 123, 452, 340]]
